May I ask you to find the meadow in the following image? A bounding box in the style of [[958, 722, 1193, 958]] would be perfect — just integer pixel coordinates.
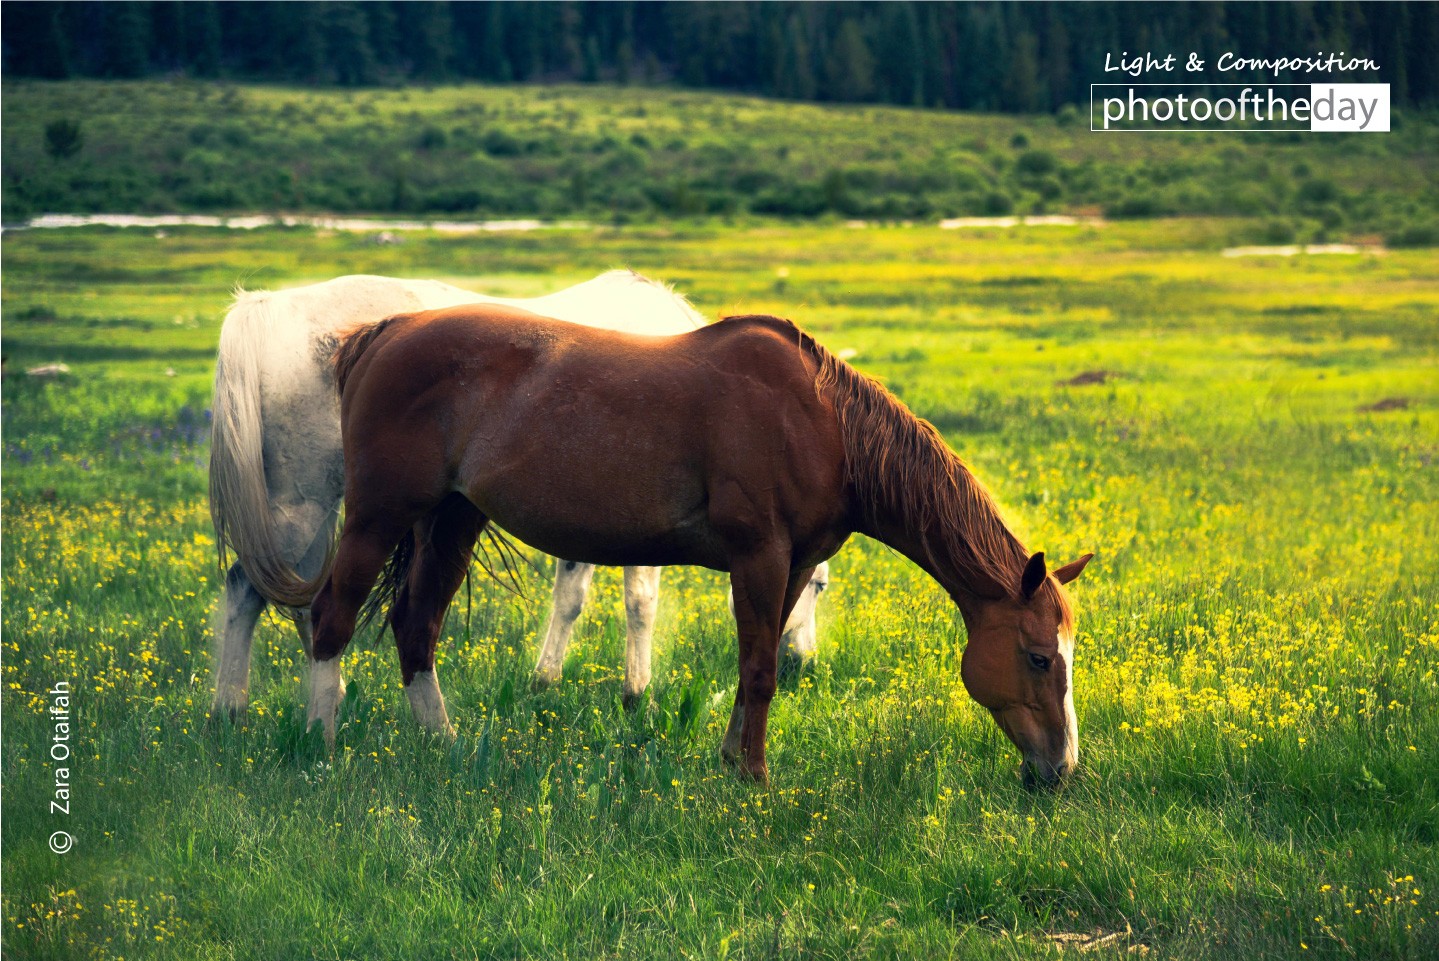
[[2, 218, 1437, 960]]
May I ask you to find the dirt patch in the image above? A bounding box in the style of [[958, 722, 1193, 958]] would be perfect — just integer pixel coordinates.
[[1057, 369, 1120, 387], [1358, 397, 1411, 412], [1047, 925, 1147, 953]]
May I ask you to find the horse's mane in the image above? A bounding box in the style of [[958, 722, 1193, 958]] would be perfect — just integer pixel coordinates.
[[732, 315, 1069, 618]]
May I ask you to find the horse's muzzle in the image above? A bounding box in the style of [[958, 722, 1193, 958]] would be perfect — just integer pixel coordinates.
[[1022, 758, 1075, 790]]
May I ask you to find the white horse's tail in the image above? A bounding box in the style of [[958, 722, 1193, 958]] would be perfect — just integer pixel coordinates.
[[209, 290, 332, 608]]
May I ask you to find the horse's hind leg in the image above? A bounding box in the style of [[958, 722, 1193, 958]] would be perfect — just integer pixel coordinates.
[[390, 494, 487, 736], [533, 560, 596, 687], [210, 563, 266, 718], [308, 516, 412, 745], [622, 566, 661, 707]]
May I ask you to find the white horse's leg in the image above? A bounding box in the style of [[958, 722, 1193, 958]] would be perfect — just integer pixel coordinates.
[[533, 560, 596, 686], [307, 656, 345, 743], [210, 562, 266, 718], [292, 518, 343, 699], [622, 566, 661, 706]]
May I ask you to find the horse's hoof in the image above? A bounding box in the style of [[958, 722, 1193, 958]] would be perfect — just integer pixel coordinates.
[[738, 763, 769, 785], [305, 717, 337, 752], [621, 689, 647, 711], [206, 705, 246, 726], [209, 691, 249, 721], [530, 669, 561, 692]]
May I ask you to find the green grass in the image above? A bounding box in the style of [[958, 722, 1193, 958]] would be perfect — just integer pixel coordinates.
[[3, 219, 1438, 959], [4, 80, 1439, 243]]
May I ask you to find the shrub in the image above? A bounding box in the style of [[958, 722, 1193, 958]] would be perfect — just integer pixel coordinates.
[[416, 125, 448, 151], [1014, 150, 1058, 178], [1386, 223, 1438, 248], [480, 128, 524, 156], [44, 118, 83, 159], [1106, 194, 1164, 219], [1259, 219, 1296, 243], [1296, 178, 1338, 205], [981, 190, 1014, 215], [751, 183, 828, 217]]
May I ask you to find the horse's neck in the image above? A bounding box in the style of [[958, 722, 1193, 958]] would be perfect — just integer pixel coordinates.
[[859, 468, 1021, 606]]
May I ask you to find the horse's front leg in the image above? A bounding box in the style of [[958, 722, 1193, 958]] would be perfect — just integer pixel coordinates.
[[724, 555, 816, 782], [533, 560, 596, 687], [622, 566, 661, 707]]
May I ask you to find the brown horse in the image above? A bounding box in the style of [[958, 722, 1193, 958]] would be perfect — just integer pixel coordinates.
[[282, 305, 1093, 784]]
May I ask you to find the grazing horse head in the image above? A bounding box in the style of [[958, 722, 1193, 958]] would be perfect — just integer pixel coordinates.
[[958, 552, 1093, 787], [810, 334, 1095, 786]]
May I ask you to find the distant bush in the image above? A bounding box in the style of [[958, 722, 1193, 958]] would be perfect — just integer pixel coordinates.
[[1296, 178, 1339, 205], [1033, 176, 1064, 201], [981, 190, 1014, 215], [416, 125, 448, 151], [1313, 205, 1345, 230], [44, 118, 83, 159], [480, 128, 524, 156], [1386, 223, 1438, 247], [1260, 219, 1297, 243], [1014, 150, 1058, 178], [1106, 194, 1164, 219], [751, 183, 828, 217]]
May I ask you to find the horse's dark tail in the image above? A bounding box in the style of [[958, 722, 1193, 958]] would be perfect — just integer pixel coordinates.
[[334, 315, 403, 396], [359, 528, 414, 629]]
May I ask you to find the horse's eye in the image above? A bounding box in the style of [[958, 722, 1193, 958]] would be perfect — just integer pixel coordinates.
[[813, 580, 827, 593], [1027, 652, 1051, 672]]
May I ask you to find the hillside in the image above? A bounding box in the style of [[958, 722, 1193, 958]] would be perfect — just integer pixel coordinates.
[[3, 80, 1437, 245]]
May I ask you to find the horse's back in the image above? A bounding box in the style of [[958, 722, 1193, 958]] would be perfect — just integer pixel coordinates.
[[521, 270, 705, 335]]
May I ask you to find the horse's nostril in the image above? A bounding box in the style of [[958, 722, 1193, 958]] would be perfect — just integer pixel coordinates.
[[1054, 762, 1070, 779]]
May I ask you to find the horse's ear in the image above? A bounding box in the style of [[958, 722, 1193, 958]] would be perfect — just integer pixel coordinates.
[[1052, 553, 1094, 585], [1021, 552, 1047, 599]]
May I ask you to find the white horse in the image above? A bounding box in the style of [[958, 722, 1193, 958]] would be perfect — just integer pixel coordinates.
[[208, 270, 829, 727]]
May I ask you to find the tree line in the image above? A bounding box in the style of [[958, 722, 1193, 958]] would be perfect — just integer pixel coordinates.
[[5, 1, 1436, 110]]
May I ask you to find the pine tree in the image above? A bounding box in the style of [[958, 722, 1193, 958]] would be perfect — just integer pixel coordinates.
[[326, 3, 377, 86], [825, 17, 875, 102], [104, 2, 151, 78], [403, 2, 455, 80], [5, 3, 71, 78], [186, 2, 222, 78], [1001, 29, 1041, 112]]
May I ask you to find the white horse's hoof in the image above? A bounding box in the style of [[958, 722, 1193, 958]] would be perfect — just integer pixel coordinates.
[[209, 687, 249, 720]]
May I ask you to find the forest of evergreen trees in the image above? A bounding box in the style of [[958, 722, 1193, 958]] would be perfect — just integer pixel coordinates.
[[5, 1, 1437, 111]]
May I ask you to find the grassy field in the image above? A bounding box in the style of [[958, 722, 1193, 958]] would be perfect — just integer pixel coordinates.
[[2, 218, 1437, 959], [5, 80, 1439, 244]]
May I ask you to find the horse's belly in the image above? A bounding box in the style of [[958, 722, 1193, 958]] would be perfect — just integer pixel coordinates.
[[474, 493, 726, 569]]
